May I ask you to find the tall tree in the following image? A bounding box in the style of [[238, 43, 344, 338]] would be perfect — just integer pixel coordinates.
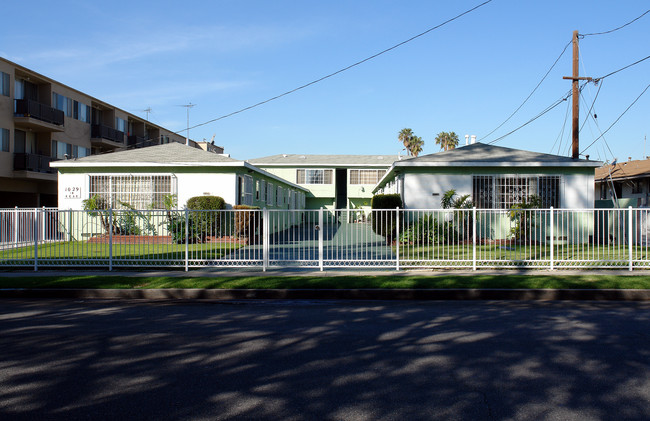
[[398, 128, 425, 157], [409, 136, 424, 157], [398, 128, 413, 152], [434, 131, 459, 151]]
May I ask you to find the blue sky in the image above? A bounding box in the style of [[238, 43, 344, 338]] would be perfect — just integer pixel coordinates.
[[1, 0, 648, 163]]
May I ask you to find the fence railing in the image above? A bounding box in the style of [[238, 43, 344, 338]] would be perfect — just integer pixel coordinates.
[[0, 207, 648, 271]]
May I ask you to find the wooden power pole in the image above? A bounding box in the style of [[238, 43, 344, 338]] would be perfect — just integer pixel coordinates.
[[563, 30, 592, 159]]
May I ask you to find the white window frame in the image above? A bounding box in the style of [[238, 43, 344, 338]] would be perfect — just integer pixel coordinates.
[[88, 174, 177, 209]]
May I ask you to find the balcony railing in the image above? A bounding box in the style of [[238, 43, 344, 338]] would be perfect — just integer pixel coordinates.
[[127, 135, 159, 148], [14, 99, 65, 126], [91, 124, 125, 144], [13, 153, 54, 173]]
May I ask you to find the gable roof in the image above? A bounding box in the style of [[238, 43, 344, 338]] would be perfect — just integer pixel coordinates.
[[595, 159, 650, 181], [49, 142, 307, 191], [374, 142, 601, 193], [394, 143, 601, 168], [50, 142, 240, 168], [248, 154, 399, 167]]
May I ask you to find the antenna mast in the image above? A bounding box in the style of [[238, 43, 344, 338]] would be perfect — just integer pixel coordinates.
[[180, 103, 196, 145]]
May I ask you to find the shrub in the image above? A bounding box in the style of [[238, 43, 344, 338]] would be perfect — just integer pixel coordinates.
[[186, 196, 226, 242], [371, 194, 402, 242], [400, 214, 451, 245], [233, 205, 262, 243]]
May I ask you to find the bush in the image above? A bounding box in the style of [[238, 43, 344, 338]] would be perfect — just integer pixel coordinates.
[[187, 196, 225, 211], [186, 196, 226, 242], [233, 205, 262, 244], [371, 194, 402, 242], [400, 214, 451, 245]]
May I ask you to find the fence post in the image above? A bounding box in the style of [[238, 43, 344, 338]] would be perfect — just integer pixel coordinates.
[[550, 207, 554, 271], [263, 208, 269, 271], [472, 207, 477, 271], [33, 208, 39, 272], [395, 207, 400, 271], [41, 206, 46, 242], [185, 208, 189, 272], [318, 207, 324, 271], [13, 206, 18, 244], [629, 206, 633, 271], [68, 208, 72, 242], [108, 208, 113, 271]]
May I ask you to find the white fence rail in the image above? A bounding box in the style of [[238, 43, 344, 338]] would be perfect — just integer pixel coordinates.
[[0, 207, 648, 271]]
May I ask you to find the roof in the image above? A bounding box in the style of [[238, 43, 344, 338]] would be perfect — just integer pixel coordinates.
[[248, 154, 399, 167], [374, 142, 602, 192], [393, 143, 601, 168], [50, 142, 240, 167], [595, 159, 650, 181], [49, 143, 307, 192]]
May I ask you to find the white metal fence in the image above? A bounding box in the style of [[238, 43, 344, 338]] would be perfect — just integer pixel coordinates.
[[1, 207, 648, 271]]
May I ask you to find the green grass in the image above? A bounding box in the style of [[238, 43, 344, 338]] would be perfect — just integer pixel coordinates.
[[0, 274, 649, 290], [0, 241, 241, 260]]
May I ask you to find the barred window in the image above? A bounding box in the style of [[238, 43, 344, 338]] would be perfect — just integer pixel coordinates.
[[349, 169, 386, 185], [296, 169, 333, 184], [473, 175, 560, 209], [89, 175, 176, 209]]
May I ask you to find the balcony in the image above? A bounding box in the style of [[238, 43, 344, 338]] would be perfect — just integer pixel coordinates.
[[127, 135, 159, 148], [13, 153, 57, 181], [91, 124, 125, 149], [14, 99, 65, 132]]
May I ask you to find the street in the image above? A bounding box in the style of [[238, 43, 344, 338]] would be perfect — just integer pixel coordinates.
[[0, 299, 648, 420]]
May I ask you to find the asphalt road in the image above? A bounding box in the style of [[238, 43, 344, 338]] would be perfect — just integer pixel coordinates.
[[1, 299, 648, 420]]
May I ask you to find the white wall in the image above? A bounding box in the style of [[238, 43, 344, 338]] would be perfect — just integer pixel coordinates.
[[402, 173, 471, 209], [177, 173, 237, 209], [57, 172, 89, 209], [562, 173, 595, 208]]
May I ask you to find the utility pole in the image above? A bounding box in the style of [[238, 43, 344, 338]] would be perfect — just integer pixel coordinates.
[[563, 30, 592, 159], [142, 107, 152, 121], [180, 103, 196, 146]]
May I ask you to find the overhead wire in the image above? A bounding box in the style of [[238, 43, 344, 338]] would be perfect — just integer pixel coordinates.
[[581, 9, 650, 36], [580, 82, 650, 154], [172, 0, 494, 135], [487, 89, 573, 145], [479, 40, 572, 142]]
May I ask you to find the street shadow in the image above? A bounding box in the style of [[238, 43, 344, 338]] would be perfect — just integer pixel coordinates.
[[0, 300, 648, 420]]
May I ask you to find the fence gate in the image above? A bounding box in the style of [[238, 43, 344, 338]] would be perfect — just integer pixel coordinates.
[[265, 209, 395, 269]]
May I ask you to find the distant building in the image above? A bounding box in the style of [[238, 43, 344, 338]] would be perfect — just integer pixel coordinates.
[[595, 158, 650, 206], [248, 154, 399, 211], [0, 57, 216, 207]]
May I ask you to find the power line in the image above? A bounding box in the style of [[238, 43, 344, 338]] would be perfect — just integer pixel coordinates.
[[579, 80, 603, 133], [580, 82, 650, 154], [174, 0, 494, 135], [479, 40, 572, 142], [594, 54, 650, 83], [581, 9, 650, 36], [487, 89, 573, 145]]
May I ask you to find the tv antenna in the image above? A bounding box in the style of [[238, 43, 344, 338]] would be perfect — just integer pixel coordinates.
[[141, 107, 152, 121], [178, 103, 196, 145]]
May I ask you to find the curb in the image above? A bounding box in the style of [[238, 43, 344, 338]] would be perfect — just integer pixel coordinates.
[[1, 288, 649, 301]]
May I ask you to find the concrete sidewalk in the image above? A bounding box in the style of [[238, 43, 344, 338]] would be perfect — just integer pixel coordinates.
[[0, 267, 649, 278]]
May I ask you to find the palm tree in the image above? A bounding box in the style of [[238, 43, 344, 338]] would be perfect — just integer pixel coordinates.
[[398, 128, 413, 152], [434, 131, 459, 151], [398, 128, 425, 157], [409, 136, 424, 157]]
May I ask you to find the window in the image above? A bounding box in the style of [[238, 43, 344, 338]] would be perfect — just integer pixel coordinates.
[[238, 175, 254, 206], [15, 130, 36, 154], [473, 175, 560, 209], [0, 72, 9, 97], [276, 186, 283, 206], [260, 180, 266, 202], [115, 117, 127, 133], [631, 180, 643, 194], [72, 145, 90, 158], [51, 140, 72, 159], [89, 175, 176, 209], [52, 92, 73, 117], [350, 169, 386, 185], [73, 100, 90, 123], [267, 182, 274, 206], [296, 169, 333, 184], [1, 128, 9, 152], [255, 180, 261, 201]]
